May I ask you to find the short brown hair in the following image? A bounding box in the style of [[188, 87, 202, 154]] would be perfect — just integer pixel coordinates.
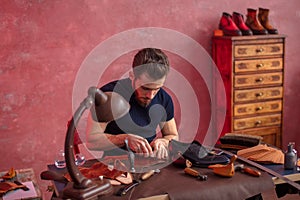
[[132, 48, 170, 80]]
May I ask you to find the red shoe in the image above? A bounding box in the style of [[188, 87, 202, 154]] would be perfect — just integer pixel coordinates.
[[219, 12, 242, 36], [232, 12, 253, 35]]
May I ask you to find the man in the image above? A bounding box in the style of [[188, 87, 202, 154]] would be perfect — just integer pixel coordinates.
[[86, 48, 178, 159]]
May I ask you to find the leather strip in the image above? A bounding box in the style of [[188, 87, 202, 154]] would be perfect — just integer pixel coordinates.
[[216, 147, 300, 191]]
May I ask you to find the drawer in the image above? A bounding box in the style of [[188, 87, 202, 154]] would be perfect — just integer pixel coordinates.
[[233, 114, 281, 130], [234, 100, 282, 116], [234, 43, 283, 58], [234, 86, 283, 102], [234, 127, 280, 146], [234, 72, 282, 88], [234, 58, 283, 73]]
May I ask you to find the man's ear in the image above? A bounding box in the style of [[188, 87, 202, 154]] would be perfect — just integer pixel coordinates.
[[129, 71, 134, 80]]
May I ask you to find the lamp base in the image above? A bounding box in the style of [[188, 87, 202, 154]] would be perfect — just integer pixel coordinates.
[[62, 180, 112, 200]]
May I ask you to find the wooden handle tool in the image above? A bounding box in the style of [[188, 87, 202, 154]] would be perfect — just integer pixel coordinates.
[[243, 167, 261, 177], [141, 170, 155, 181], [184, 167, 208, 181], [234, 164, 261, 177]]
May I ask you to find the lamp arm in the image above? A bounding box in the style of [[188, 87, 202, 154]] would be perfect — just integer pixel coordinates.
[[65, 95, 94, 189], [64, 87, 129, 192]]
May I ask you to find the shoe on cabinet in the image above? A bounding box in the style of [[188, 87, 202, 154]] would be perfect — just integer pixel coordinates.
[[245, 8, 268, 35], [219, 12, 242, 36], [258, 7, 278, 34], [232, 12, 253, 36]]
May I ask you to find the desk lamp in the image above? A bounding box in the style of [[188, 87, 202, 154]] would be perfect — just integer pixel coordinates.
[[62, 87, 129, 199]]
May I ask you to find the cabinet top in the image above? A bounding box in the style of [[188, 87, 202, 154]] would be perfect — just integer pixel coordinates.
[[212, 34, 286, 41]]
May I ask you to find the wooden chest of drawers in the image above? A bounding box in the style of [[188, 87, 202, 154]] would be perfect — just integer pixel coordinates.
[[212, 35, 286, 147]]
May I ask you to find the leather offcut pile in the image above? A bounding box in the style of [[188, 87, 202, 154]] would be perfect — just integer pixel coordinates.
[[64, 160, 133, 185], [0, 168, 29, 196], [237, 144, 284, 164]]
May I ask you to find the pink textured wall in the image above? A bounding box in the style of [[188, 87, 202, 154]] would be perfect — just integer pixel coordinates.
[[1, 0, 300, 198]]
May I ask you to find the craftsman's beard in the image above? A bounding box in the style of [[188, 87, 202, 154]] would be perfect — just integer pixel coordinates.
[[135, 96, 152, 107], [132, 79, 153, 107]]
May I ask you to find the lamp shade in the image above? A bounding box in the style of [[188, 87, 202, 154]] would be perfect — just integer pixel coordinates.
[[89, 88, 130, 122]]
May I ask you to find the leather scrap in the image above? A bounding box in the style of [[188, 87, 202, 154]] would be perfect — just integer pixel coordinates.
[[64, 161, 132, 185], [237, 144, 284, 164], [0, 182, 27, 196]]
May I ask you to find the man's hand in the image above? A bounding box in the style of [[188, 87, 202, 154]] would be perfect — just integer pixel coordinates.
[[151, 138, 170, 159], [126, 134, 153, 157]]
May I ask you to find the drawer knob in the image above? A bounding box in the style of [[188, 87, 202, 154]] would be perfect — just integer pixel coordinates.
[[255, 92, 264, 97], [255, 120, 262, 126], [256, 48, 264, 53], [256, 63, 264, 68], [255, 77, 263, 82], [256, 106, 263, 111]]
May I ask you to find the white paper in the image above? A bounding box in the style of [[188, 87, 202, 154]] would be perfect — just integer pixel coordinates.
[[3, 181, 38, 200]]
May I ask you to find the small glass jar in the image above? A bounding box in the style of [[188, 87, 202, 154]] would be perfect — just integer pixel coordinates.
[[75, 153, 86, 166], [54, 150, 66, 169]]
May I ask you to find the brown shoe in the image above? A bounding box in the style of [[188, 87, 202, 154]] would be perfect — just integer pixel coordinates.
[[245, 8, 268, 35], [258, 7, 278, 34]]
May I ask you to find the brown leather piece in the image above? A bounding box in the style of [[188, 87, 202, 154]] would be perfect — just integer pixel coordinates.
[[237, 144, 284, 164], [64, 161, 124, 181], [0, 182, 27, 196]]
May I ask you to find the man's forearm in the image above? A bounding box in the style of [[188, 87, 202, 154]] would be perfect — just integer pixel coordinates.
[[163, 134, 178, 141], [86, 133, 128, 151]]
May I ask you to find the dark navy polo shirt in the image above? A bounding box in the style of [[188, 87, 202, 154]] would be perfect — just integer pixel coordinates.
[[100, 78, 174, 143]]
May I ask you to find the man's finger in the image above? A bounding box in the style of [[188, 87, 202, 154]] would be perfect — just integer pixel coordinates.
[[158, 145, 168, 159], [140, 143, 150, 157], [143, 139, 153, 153], [162, 146, 169, 159]]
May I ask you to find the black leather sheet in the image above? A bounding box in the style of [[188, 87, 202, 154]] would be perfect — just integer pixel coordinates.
[[102, 163, 274, 200]]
